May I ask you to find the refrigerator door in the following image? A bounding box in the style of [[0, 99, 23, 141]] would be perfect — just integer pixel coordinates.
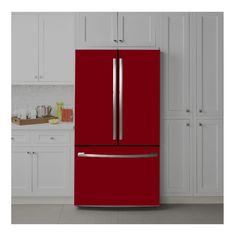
[[75, 50, 118, 145], [118, 50, 160, 145], [74, 146, 160, 206]]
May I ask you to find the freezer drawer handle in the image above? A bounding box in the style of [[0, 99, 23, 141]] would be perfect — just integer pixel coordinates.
[[77, 152, 158, 158]]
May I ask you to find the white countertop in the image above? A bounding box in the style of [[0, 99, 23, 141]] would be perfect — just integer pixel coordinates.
[[12, 122, 74, 130]]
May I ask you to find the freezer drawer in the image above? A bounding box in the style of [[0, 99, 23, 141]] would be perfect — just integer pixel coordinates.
[[74, 146, 160, 206]]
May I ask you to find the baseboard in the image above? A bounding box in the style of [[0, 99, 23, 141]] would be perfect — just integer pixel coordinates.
[[12, 196, 223, 204], [12, 197, 74, 204], [160, 196, 223, 204]]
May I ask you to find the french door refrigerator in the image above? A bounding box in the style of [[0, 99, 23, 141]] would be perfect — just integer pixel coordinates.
[[75, 50, 160, 206]]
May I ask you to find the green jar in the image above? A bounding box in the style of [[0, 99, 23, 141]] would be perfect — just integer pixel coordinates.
[[56, 101, 64, 120]]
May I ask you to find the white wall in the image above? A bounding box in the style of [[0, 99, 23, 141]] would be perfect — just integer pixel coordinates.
[[11, 85, 74, 115]]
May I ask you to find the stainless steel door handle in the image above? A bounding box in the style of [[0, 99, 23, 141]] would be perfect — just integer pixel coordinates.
[[78, 152, 158, 158], [119, 58, 123, 140], [113, 58, 117, 140]]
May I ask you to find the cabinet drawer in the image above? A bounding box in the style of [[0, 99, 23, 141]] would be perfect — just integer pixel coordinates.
[[33, 132, 70, 145], [11, 132, 30, 144]]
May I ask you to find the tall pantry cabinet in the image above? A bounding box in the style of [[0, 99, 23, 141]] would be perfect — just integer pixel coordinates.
[[161, 12, 223, 197]]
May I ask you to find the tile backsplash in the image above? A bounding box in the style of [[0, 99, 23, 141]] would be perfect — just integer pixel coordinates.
[[12, 85, 74, 115]]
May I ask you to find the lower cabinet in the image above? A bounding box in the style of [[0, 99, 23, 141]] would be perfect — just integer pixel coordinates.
[[12, 147, 32, 196], [161, 119, 223, 197], [196, 119, 223, 196], [161, 119, 192, 196], [12, 131, 73, 197]]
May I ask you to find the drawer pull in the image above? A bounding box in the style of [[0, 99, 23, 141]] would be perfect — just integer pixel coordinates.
[[78, 152, 158, 158]]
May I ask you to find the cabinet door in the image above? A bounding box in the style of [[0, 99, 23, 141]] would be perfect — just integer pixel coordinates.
[[118, 13, 155, 47], [196, 120, 223, 195], [196, 13, 223, 117], [32, 147, 70, 196], [12, 147, 32, 196], [12, 14, 38, 84], [75, 50, 118, 145], [118, 50, 160, 145], [39, 14, 75, 83], [161, 119, 191, 195], [161, 13, 191, 117], [77, 12, 118, 48]]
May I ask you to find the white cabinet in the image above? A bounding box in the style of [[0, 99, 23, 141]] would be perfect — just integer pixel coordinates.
[[12, 147, 32, 196], [118, 13, 155, 47], [38, 14, 75, 83], [12, 13, 75, 84], [12, 130, 73, 197], [196, 120, 223, 195], [32, 147, 70, 196], [161, 119, 192, 196], [77, 12, 155, 48], [77, 12, 117, 48], [12, 14, 39, 83], [196, 13, 223, 117], [161, 13, 191, 118]]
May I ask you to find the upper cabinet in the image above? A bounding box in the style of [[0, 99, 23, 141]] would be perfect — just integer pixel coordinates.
[[12, 14, 39, 84], [117, 13, 155, 47], [12, 13, 75, 85], [76, 12, 156, 48], [77, 13, 117, 47], [161, 13, 191, 118], [196, 13, 223, 117], [38, 14, 75, 83]]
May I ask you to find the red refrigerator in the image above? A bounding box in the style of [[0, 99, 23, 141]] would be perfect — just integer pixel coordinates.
[[75, 50, 160, 206]]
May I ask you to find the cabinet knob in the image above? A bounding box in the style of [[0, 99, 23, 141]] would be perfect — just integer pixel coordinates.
[[34, 75, 38, 79], [113, 39, 118, 42], [199, 123, 202, 126], [119, 40, 124, 42], [186, 123, 190, 126], [27, 152, 31, 155], [199, 109, 203, 113], [11, 137, 14, 140], [186, 109, 190, 113], [50, 137, 55, 140], [39, 75, 43, 79]]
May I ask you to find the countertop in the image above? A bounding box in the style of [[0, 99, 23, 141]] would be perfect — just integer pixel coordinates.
[[12, 122, 74, 130]]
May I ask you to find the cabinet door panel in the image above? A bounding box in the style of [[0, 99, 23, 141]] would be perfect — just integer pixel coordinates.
[[12, 147, 32, 196], [12, 14, 38, 83], [118, 13, 155, 47], [118, 50, 160, 145], [75, 50, 118, 145], [196, 13, 223, 117], [39, 14, 75, 83], [196, 120, 223, 195], [77, 13, 117, 48], [161, 120, 191, 195], [161, 13, 191, 117], [33, 147, 70, 196]]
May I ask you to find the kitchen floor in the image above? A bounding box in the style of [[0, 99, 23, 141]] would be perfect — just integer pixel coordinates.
[[12, 204, 223, 224]]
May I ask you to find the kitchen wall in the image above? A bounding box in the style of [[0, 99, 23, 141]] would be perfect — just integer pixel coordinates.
[[11, 85, 74, 115]]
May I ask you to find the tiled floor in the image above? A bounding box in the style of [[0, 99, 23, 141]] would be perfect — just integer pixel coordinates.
[[12, 204, 223, 224]]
